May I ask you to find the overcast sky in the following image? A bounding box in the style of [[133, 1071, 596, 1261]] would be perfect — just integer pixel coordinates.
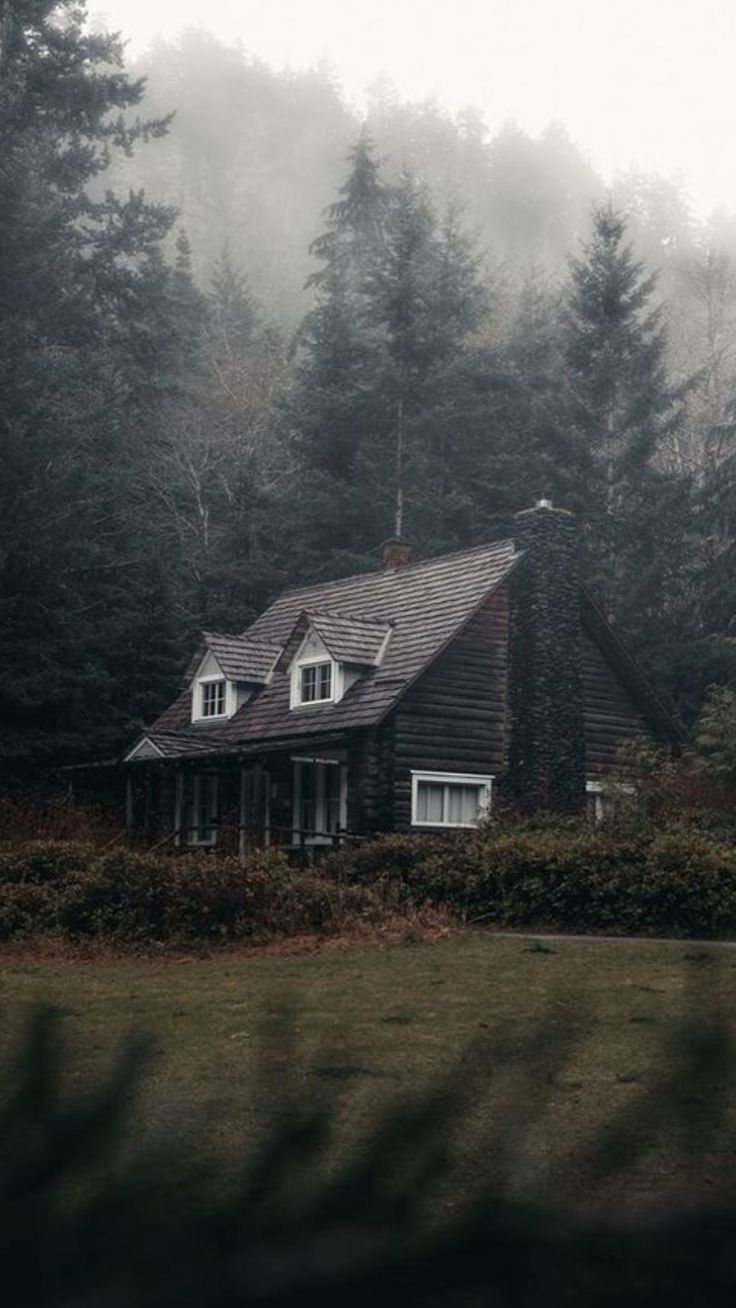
[[94, 0, 736, 218]]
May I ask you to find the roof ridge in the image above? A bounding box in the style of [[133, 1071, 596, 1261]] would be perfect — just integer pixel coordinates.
[[308, 609, 393, 626], [266, 537, 517, 605], [204, 629, 281, 648], [207, 633, 284, 654]]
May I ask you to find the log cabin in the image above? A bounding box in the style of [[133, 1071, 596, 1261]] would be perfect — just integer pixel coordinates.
[[123, 502, 681, 852]]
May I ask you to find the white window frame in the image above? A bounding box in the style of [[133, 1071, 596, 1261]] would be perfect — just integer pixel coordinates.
[[292, 756, 348, 845], [290, 656, 346, 708], [300, 659, 334, 704], [200, 678, 226, 718], [192, 674, 238, 722], [586, 778, 634, 823], [411, 771, 493, 829]]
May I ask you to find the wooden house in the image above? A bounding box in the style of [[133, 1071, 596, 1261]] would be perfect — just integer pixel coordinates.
[[123, 503, 681, 851]]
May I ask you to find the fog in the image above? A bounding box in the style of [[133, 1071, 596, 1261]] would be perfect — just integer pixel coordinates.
[[95, 0, 736, 218], [4, 0, 736, 785]]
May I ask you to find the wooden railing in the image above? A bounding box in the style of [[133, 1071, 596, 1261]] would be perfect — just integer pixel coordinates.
[[132, 822, 366, 864]]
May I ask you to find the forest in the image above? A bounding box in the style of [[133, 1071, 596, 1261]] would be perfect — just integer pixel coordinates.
[[1, 0, 735, 787]]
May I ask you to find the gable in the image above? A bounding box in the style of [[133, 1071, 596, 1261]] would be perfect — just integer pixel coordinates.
[[125, 736, 164, 762], [580, 591, 682, 758], [194, 650, 225, 681], [582, 631, 665, 773], [294, 627, 330, 664]]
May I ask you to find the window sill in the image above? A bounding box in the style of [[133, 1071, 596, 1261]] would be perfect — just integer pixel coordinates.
[[411, 821, 482, 830]]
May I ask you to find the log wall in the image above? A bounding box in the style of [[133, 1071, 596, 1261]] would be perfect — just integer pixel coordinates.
[[388, 587, 509, 831], [581, 631, 653, 774]]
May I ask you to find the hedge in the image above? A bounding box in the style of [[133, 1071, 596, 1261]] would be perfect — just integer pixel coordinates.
[[0, 844, 384, 945], [325, 825, 736, 939], [2, 824, 736, 944]]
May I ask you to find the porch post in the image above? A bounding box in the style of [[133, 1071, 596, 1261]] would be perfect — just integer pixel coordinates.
[[238, 766, 247, 861], [174, 770, 184, 848], [125, 771, 134, 843]]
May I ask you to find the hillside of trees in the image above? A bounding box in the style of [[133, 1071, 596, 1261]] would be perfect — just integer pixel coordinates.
[[1, 2, 735, 786]]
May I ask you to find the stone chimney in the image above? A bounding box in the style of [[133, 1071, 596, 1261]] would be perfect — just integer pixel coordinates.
[[381, 539, 413, 570], [505, 501, 586, 813]]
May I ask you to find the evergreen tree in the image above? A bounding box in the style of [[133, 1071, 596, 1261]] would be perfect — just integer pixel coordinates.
[[486, 273, 572, 517], [293, 147, 492, 564], [0, 0, 190, 782], [367, 178, 491, 549], [289, 135, 391, 571], [562, 203, 691, 641]]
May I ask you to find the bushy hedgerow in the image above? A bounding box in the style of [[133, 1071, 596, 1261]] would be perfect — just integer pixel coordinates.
[[0, 844, 382, 945], [4, 824, 736, 944], [325, 824, 736, 938]]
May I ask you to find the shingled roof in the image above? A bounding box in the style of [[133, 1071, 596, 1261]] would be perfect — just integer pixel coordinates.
[[280, 610, 392, 668], [140, 539, 520, 759], [191, 632, 282, 683]]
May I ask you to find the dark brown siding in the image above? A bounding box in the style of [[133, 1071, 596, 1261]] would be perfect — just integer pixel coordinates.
[[581, 631, 653, 774], [347, 731, 375, 835], [389, 586, 510, 831]]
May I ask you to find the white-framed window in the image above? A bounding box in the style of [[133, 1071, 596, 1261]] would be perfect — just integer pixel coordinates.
[[292, 757, 347, 844], [411, 771, 492, 829], [200, 678, 226, 718], [186, 772, 219, 846], [586, 778, 634, 823], [300, 661, 333, 704]]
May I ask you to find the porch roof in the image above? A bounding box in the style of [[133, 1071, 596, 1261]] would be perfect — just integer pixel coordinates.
[[126, 729, 349, 764]]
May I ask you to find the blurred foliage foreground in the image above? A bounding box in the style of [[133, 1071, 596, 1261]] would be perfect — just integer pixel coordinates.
[[3, 1006, 736, 1306]]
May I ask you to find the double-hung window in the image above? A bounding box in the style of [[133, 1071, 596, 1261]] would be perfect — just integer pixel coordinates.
[[201, 679, 226, 718], [186, 772, 219, 846], [411, 772, 492, 829], [293, 758, 345, 843], [299, 661, 333, 704]]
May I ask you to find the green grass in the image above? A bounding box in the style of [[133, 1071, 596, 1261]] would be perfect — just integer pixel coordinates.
[[3, 931, 736, 1203]]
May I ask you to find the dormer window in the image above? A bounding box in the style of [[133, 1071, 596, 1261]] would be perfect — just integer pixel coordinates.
[[300, 661, 333, 704], [285, 611, 392, 711], [201, 679, 226, 718], [188, 633, 282, 725]]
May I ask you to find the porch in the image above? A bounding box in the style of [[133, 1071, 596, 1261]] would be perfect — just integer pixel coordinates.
[[124, 734, 378, 858]]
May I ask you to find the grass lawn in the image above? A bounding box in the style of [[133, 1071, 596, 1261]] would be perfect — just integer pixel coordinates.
[[3, 930, 736, 1206]]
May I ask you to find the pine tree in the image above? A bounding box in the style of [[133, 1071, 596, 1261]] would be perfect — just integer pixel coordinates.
[[562, 203, 691, 640], [289, 135, 391, 570], [293, 147, 492, 564], [486, 273, 571, 518], [0, 0, 187, 782]]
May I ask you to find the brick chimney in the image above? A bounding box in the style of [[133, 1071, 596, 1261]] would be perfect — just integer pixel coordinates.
[[505, 501, 586, 813], [381, 539, 413, 570]]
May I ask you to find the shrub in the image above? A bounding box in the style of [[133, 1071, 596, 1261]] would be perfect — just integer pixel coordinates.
[[3, 824, 736, 946], [57, 849, 173, 943], [0, 843, 383, 945], [323, 825, 736, 939], [0, 798, 119, 846], [0, 841, 92, 886]]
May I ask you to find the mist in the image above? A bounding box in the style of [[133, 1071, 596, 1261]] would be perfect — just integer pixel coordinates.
[[96, 0, 736, 219], [2, 0, 735, 781]]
